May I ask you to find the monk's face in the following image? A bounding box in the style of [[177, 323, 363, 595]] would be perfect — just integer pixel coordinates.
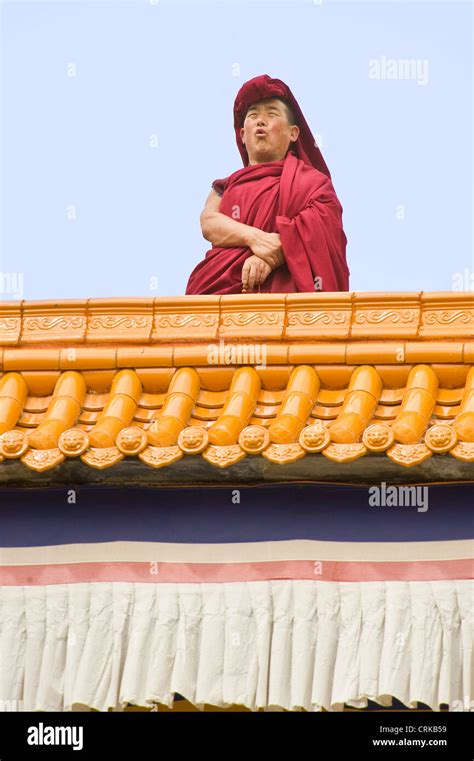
[[240, 98, 300, 164]]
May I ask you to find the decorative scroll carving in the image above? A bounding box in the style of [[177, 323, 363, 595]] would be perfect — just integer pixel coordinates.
[[202, 445, 246, 468], [287, 312, 347, 326], [262, 443, 306, 464], [22, 448, 64, 472], [424, 311, 472, 325], [387, 443, 432, 467], [157, 314, 217, 329], [0, 318, 19, 331], [81, 447, 124, 469], [139, 445, 183, 468], [354, 310, 416, 324], [25, 316, 86, 331], [449, 442, 474, 462], [221, 313, 280, 327], [322, 443, 367, 463], [89, 316, 150, 330]]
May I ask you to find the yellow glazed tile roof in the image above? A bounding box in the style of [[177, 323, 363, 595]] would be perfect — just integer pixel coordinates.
[[0, 293, 473, 471]]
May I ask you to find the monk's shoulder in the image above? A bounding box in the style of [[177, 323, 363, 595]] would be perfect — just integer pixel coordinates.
[[295, 159, 331, 187], [212, 178, 226, 197], [295, 160, 339, 199], [212, 164, 243, 194]]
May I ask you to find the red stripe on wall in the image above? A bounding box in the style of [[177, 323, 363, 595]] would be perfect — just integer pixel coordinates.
[[0, 558, 472, 585]]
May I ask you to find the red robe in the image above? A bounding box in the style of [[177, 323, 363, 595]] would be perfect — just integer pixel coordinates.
[[185, 149, 349, 295]]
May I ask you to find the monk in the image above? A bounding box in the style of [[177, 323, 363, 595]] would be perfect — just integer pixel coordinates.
[[185, 74, 350, 294]]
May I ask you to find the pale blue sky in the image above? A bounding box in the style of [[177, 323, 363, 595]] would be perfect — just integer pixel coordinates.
[[0, 0, 472, 300]]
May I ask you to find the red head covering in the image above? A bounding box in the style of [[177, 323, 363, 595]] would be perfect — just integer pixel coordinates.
[[233, 73, 331, 178]]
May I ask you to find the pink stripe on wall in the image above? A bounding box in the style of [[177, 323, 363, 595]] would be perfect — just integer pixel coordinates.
[[0, 558, 472, 585]]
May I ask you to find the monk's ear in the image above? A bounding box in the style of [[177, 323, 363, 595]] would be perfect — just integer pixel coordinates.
[[290, 125, 300, 143], [240, 126, 246, 144]]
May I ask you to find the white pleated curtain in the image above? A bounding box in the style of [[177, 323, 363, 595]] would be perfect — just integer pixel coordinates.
[[0, 579, 472, 712]]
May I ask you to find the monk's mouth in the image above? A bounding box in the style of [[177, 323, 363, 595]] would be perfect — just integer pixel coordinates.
[[255, 131, 267, 137]]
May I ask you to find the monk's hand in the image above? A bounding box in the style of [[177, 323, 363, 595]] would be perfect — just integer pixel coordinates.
[[241, 255, 272, 293], [248, 230, 285, 269]]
